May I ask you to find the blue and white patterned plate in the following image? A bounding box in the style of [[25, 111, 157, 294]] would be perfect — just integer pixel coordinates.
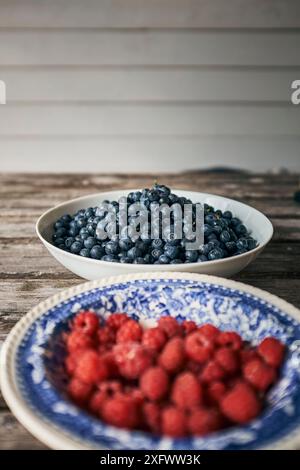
[[1, 273, 300, 450]]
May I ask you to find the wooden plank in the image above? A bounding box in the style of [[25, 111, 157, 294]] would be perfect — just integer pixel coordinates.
[[0, 68, 298, 102], [0, 412, 47, 450], [0, 137, 300, 173], [1, 105, 300, 136], [0, 0, 300, 28], [1, 30, 300, 66]]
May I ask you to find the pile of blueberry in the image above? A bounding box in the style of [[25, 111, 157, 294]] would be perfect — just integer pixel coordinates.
[[51, 184, 257, 264]]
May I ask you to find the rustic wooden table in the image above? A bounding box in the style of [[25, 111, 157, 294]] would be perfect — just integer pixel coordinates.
[[0, 171, 299, 449]]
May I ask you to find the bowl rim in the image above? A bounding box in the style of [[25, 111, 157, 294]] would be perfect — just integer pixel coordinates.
[[36, 189, 274, 268], [1, 272, 300, 450]]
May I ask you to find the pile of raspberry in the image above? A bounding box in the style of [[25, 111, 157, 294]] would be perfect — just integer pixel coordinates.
[[64, 310, 285, 438]]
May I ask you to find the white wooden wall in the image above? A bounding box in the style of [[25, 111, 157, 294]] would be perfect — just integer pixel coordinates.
[[0, 0, 300, 173]]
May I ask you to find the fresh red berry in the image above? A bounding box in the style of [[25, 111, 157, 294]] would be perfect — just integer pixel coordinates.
[[143, 402, 161, 433], [74, 349, 108, 384], [89, 390, 107, 415], [73, 311, 99, 336], [185, 331, 214, 363], [158, 316, 182, 338], [198, 323, 220, 341], [116, 319, 143, 343], [243, 359, 277, 391], [66, 330, 94, 353], [217, 331, 242, 351], [114, 342, 152, 379], [142, 327, 167, 352], [140, 367, 169, 401], [182, 320, 197, 335], [201, 360, 225, 383], [215, 347, 239, 374], [126, 387, 145, 406], [187, 360, 202, 375], [102, 351, 119, 377], [68, 378, 92, 404], [101, 395, 140, 429], [171, 372, 202, 409], [240, 348, 260, 364], [65, 350, 82, 375], [97, 326, 115, 346], [159, 337, 185, 373], [161, 406, 187, 437], [206, 381, 227, 404], [106, 313, 129, 330], [257, 337, 285, 368], [220, 382, 261, 424], [188, 407, 222, 435]]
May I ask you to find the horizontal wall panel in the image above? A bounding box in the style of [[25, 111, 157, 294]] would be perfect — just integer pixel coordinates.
[[0, 137, 299, 173], [0, 68, 297, 102], [1, 31, 300, 66], [0, 105, 299, 136], [0, 1, 300, 28]]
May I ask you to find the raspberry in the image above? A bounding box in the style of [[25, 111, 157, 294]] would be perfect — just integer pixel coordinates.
[[214, 347, 239, 374], [257, 337, 285, 368], [217, 331, 242, 351], [116, 319, 143, 343], [74, 349, 108, 384], [102, 351, 119, 377], [185, 331, 213, 363], [68, 378, 92, 404], [140, 367, 169, 401], [126, 387, 145, 406], [158, 316, 182, 338], [161, 406, 187, 437], [73, 311, 99, 336], [201, 360, 225, 383], [220, 382, 261, 424], [243, 359, 277, 391], [206, 381, 227, 404], [89, 390, 107, 415], [182, 320, 197, 335], [97, 326, 115, 346], [159, 337, 185, 373], [106, 313, 129, 330], [240, 348, 260, 364], [66, 330, 94, 353], [188, 407, 222, 436], [101, 395, 140, 429], [142, 327, 167, 352], [198, 323, 220, 341], [171, 372, 202, 409], [187, 360, 202, 375], [65, 350, 82, 375], [143, 402, 161, 434], [114, 342, 152, 379]]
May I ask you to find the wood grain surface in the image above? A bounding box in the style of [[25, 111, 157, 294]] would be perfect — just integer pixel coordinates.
[[0, 171, 299, 449]]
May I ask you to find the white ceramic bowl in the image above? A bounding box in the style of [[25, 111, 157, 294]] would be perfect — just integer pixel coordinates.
[[36, 190, 273, 280]]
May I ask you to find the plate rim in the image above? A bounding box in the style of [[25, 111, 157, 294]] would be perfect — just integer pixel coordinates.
[[1, 272, 300, 450]]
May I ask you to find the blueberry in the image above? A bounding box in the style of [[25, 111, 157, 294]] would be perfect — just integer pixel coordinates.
[[58, 243, 67, 250], [247, 238, 257, 250], [236, 238, 248, 251], [132, 191, 142, 202], [133, 257, 145, 264], [143, 254, 153, 264], [151, 248, 163, 260], [105, 241, 119, 255], [170, 258, 182, 264], [236, 248, 248, 255], [204, 224, 213, 236], [127, 247, 143, 260], [54, 237, 65, 246], [158, 254, 171, 264], [84, 237, 97, 249], [231, 217, 241, 227], [84, 207, 95, 218], [223, 211, 232, 219], [65, 237, 75, 248], [207, 232, 217, 241], [119, 238, 133, 251], [225, 241, 237, 253], [235, 224, 247, 236], [212, 224, 222, 235], [152, 239, 164, 250], [86, 223, 95, 235], [168, 193, 179, 204], [54, 220, 66, 230], [53, 227, 67, 238], [61, 214, 72, 224], [215, 210, 223, 218], [68, 226, 79, 237], [101, 255, 118, 262], [220, 230, 231, 243], [77, 217, 87, 229], [208, 248, 225, 260], [79, 248, 90, 257], [79, 227, 90, 240], [90, 245, 104, 259], [70, 241, 83, 254], [135, 240, 147, 254], [198, 254, 208, 262], [185, 250, 198, 263], [164, 245, 180, 260]]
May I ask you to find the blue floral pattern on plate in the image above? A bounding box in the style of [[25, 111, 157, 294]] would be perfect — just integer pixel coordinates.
[[16, 278, 300, 450]]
